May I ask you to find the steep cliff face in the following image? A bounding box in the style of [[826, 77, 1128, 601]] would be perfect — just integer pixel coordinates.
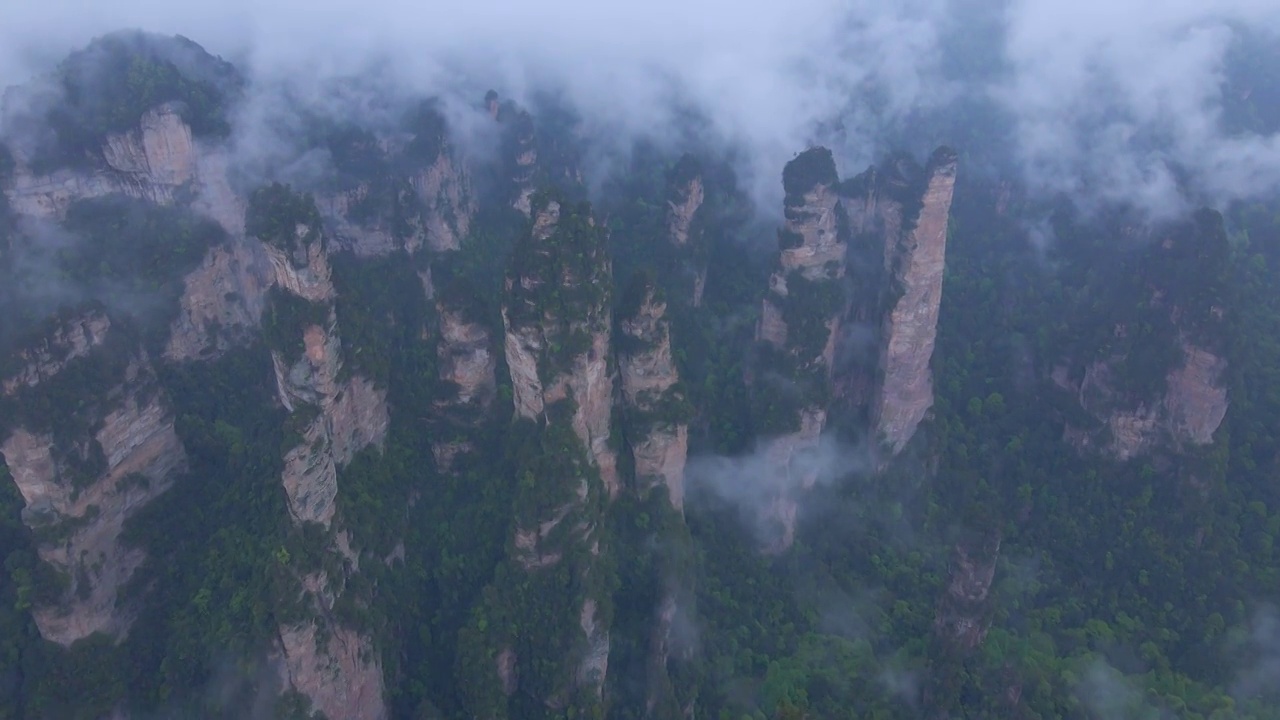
[[1163, 344, 1229, 444], [270, 307, 388, 525], [3, 106, 240, 230], [2, 312, 111, 395], [750, 148, 848, 551], [432, 295, 498, 471], [844, 148, 957, 456], [619, 279, 689, 510], [315, 186, 421, 258], [474, 194, 616, 713], [250, 199, 389, 716], [101, 103, 197, 186], [0, 322, 184, 645], [616, 279, 696, 715], [503, 198, 619, 495], [276, 618, 387, 720], [165, 238, 273, 361], [933, 532, 1001, 653], [270, 378, 387, 720], [665, 159, 708, 306], [1057, 210, 1231, 461], [313, 142, 474, 259], [6, 111, 182, 218], [667, 175, 703, 249], [414, 150, 476, 252], [496, 106, 539, 216], [264, 229, 336, 304], [437, 307, 497, 409], [1066, 340, 1228, 460]]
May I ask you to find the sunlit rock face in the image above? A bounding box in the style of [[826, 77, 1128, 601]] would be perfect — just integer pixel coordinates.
[[263, 227, 335, 304], [1, 320, 184, 646], [7, 105, 195, 217], [101, 103, 197, 186]]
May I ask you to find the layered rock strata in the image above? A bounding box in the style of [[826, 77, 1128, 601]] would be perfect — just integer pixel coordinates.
[[0, 321, 184, 645]]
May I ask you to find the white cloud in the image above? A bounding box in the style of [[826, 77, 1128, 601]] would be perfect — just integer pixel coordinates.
[[1, 0, 1278, 213]]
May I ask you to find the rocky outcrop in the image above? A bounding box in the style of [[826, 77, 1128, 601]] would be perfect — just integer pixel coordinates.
[[504, 320, 545, 421], [497, 108, 538, 216], [750, 148, 848, 551], [437, 306, 497, 411], [273, 320, 388, 526], [101, 104, 197, 186], [487, 195, 616, 711], [6, 104, 196, 217], [1, 335, 184, 645], [264, 231, 334, 304], [843, 147, 957, 456], [934, 532, 1001, 653], [1164, 344, 1229, 444], [165, 239, 273, 361], [276, 619, 386, 720], [261, 210, 387, 524], [618, 280, 688, 510], [1067, 340, 1228, 460], [3, 106, 243, 234], [315, 186, 421, 258], [6, 166, 181, 221], [329, 376, 390, 464], [311, 125, 474, 257], [260, 221, 389, 715], [502, 199, 619, 496], [413, 150, 475, 252], [754, 408, 827, 552], [1061, 209, 1232, 461], [666, 175, 703, 248], [431, 299, 498, 471], [665, 157, 709, 306], [279, 405, 339, 526], [613, 280, 698, 711], [2, 312, 111, 395]]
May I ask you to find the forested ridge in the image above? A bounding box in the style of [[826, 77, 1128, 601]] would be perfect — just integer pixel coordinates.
[[0, 30, 1278, 720]]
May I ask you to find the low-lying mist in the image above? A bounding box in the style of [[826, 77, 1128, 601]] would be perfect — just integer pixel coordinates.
[[0, 0, 1277, 218]]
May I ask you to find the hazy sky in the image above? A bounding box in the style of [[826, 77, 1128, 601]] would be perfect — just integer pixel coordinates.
[[1, 0, 1278, 214]]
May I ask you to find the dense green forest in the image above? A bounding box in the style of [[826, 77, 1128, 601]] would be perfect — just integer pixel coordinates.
[[1, 29, 1280, 720]]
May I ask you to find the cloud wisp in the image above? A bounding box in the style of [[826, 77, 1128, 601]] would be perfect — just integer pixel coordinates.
[[0, 1, 1278, 218]]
